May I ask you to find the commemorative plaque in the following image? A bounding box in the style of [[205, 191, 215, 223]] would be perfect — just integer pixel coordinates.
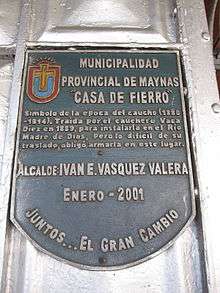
[[10, 50, 195, 269]]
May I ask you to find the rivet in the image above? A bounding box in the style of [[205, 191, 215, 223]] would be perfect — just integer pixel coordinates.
[[201, 32, 210, 41], [212, 103, 220, 113]]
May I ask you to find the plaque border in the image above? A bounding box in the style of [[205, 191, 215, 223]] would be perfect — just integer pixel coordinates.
[[10, 49, 196, 271]]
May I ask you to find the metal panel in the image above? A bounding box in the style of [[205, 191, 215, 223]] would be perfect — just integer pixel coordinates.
[[0, 0, 21, 48], [29, 0, 178, 44], [0, 0, 219, 292], [0, 59, 13, 174], [179, 0, 220, 291]]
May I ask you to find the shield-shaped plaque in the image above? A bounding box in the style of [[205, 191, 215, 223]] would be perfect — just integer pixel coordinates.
[[27, 60, 60, 103], [11, 50, 195, 270]]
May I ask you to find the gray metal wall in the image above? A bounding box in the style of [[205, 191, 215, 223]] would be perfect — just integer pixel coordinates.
[[0, 0, 219, 292]]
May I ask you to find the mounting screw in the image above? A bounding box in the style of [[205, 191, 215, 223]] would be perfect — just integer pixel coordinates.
[[201, 32, 210, 41], [212, 103, 220, 113]]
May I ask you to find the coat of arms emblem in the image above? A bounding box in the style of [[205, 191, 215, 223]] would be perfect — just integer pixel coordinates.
[[27, 60, 61, 103]]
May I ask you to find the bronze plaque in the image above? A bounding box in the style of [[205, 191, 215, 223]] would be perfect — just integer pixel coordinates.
[[11, 50, 195, 270]]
